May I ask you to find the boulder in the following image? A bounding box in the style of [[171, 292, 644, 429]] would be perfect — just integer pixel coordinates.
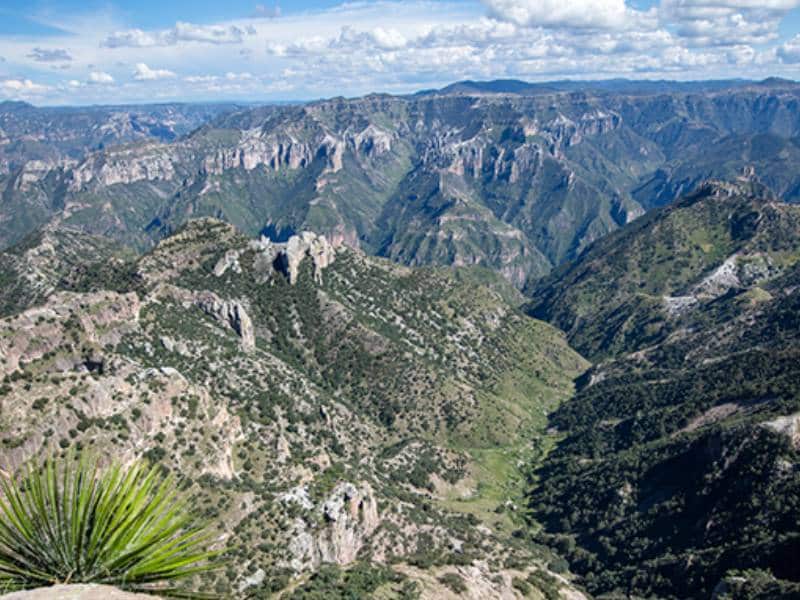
[[762, 412, 800, 449], [213, 249, 242, 277]]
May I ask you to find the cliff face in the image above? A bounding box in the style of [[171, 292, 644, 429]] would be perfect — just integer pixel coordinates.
[[7, 84, 800, 288]]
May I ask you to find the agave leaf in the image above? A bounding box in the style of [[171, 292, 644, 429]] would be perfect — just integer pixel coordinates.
[[0, 455, 222, 596]]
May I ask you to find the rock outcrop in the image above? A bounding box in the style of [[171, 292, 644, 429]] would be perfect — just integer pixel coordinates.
[[67, 146, 177, 191], [156, 284, 256, 352], [192, 291, 255, 352], [762, 412, 800, 449], [249, 231, 336, 285], [285, 481, 379, 570], [279, 232, 336, 285], [213, 249, 242, 277]]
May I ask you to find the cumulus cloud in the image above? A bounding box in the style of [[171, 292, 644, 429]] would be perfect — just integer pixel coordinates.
[[184, 74, 220, 83], [482, 0, 649, 30], [778, 34, 800, 63], [102, 21, 252, 48], [270, 25, 437, 57], [133, 63, 176, 80], [333, 26, 408, 50], [1, 79, 49, 93], [27, 47, 72, 62], [88, 71, 114, 84], [4, 0, 800, 104], [661, 0, 800, 45]]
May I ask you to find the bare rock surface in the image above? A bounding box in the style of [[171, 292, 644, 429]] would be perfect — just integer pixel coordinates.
[[763, 412, 800, 448], [192, 291, 255, 353], [278, 232, 336, 285], [284, 481, 380, 571], [0, 584, 159, 600]]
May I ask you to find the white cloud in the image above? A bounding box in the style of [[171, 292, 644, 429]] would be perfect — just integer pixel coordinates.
[[27, 47, 72, 62], [253, 3, 281, 18], [172, 21, 251, 44], [778, 34, 800, 63], [133, 63, 176, 81], [225, 71, 254, 80], [1, 79, 50, 93], [102, 21, 251, 48], [482, 0, 646, 30], [88, 71, 114, 84], [101, 29, 158, 48], [661, 0, 800, 45], [184, 74, 220, 83], [3, 0, 800, 105], [335, 26, 408, 50]]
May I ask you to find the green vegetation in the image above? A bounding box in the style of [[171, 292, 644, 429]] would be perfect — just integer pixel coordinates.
[[6, 84, 800, 600], [527, 180, 800, 360], [0, 217, 588, 596], [0, 455, 220, 595], [286, 563, 413, 599], [714, 569, 800, 599], [525, 182, 800, 598], [437, 572, 467, 594]]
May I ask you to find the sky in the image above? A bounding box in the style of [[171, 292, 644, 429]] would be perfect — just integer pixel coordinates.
[[2, 0, 800, 105]]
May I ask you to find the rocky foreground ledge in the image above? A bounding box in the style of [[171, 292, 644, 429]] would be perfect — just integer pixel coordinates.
[[0, 585, 159, 599]]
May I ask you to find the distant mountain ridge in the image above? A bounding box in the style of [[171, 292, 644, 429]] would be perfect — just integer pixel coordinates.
[[0, 100, 242, 168], [417, 77, 797, 97], [4, 79, 800, 289]]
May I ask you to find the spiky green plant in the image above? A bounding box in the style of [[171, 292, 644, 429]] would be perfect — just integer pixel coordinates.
[[0, 455, 222, 595]]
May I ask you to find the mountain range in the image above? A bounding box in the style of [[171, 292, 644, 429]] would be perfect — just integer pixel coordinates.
[[4, 78, 800, 288], [1, 80, 800, 599]]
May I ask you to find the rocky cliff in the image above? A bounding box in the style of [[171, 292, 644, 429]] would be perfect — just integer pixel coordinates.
[[6, 81, 800, 288], [0, 219, 587, 598]]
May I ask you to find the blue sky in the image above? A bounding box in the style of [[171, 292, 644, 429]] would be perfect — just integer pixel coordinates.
[[2, 0, 800, 105]]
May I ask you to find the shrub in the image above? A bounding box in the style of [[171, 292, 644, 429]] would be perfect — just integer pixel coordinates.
[[0, 455, 221, 595], [438, 572, 467, 594]]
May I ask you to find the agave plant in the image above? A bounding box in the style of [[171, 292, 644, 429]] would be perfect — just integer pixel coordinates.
[[0, 455, 221, 595]]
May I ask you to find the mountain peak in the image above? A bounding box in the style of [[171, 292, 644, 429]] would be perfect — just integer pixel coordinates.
[[0, 100, 34, 111], [682, 176, 776, 208]]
